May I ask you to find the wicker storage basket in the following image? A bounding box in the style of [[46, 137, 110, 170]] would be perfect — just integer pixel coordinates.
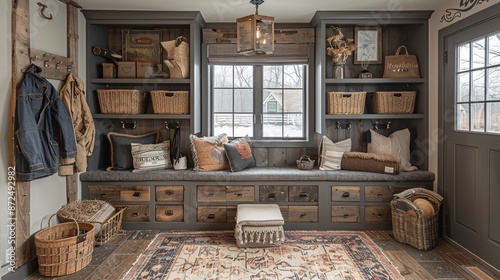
[[327, 92, 366, 114], [97, 89, 147, 114], [296, 155, 315, 170], [34, 214, 95, 277], [391, 188, 443, 251], [57, 201, 126, 246], [150, 90, 189, 114], [372, 91, 416, 114]]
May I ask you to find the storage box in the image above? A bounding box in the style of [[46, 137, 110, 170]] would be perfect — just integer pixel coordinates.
[[136, 62, 153, 79], [116, 62, 136, 78], [96, 89, 147, 114], [150, 90, 189, 114], [102, 63, 115, 78], [327, 92, 366, 114], [372, 91, 416, 114]]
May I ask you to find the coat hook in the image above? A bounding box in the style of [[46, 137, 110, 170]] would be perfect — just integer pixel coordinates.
[[56, 61, 63, 69], [37, 2, 53, 20], [336, 121, 352, 130], [121, 121, 137, 129], [373, 121, 391, 131], [30, 55, 38, 64], [67, 64, 73, 72]]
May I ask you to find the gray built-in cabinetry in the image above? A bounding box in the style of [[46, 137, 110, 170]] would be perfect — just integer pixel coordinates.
[[312, 11, 432, 170], [80, 11, 434, 231], [81, 10, 205, 170]]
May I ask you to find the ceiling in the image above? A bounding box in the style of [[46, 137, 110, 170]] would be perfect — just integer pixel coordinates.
[[78, 0, 447, 23]]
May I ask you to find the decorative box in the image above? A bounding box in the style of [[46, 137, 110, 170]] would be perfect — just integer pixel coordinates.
[[102, 63, 115, 78], [116, 62, 136, 78]]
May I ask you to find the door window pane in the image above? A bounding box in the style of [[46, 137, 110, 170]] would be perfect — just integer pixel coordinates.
[[488, 32, 500, 66], [263, 66, 282, 88], [471, 103, 485, 132], [283, 65, 303, 88], [457, 72, 470, 102], [214, 65, 233, 87], [472, 38, 485, 69], [458, 43, 470, 71], [487, 67, 500, 100], [487, 102, 500, 133], [234, 66, 253, 88], [471, 70, 485, 101], [457, 104, 470, 131]]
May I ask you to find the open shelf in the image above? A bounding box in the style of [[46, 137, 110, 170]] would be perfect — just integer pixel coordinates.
[[324, 113, 425, 120]]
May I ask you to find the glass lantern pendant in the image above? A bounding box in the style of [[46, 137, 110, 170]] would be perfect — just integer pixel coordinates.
[[237, 0, 274, 55]]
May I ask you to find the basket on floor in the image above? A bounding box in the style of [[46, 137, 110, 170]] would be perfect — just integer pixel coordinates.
[[57, 201, 126, 246], [34, 214, 95, 277], [390, 188, 443, 251]]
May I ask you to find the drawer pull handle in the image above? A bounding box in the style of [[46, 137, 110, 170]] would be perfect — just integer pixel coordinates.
[[236, 193, 242, 197], [377, 214, 383, 218], [132, 212, 139, 217], [208, 193, 214, 197], [377, 193, 383, 197], [207, 214, 215, 219], [299, 192, 307, 197], [342, 192, 350, 198], [165, 210, 174, 216], [133, 192, 141, 197], [165, 190, 174, 195], [343, 214, 350, 217], [100, 193, 107, 197], [268, 193, 276, 199], [300, 213, 307, 218]]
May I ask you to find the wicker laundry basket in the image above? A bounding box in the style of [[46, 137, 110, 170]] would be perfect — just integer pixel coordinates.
[[34, 214, 95, 276], [391, 188, 443, 251]]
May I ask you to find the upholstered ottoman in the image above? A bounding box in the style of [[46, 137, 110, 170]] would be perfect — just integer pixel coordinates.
[[235, 204, 285, 248]]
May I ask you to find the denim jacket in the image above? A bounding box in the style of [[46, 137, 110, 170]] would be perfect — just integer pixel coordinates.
[[15, 64, 77, 181]]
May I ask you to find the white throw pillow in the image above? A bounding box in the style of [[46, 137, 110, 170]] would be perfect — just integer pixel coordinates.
[[131, 141, 172, 172], [318, 136, 351, 170], [367, 128, 417, 172]]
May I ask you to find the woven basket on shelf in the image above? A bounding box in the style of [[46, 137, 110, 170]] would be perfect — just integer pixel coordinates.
[[372, 91, 416, 114], [96, 89, 147, 114], [390, 188, 443, 251], [150, 90, 189, 114], [34, 214, 95, 277], [327, 92, 366, 114]]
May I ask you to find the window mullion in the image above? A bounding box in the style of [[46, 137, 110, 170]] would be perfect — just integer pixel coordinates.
[[254, 66, 263, 139]]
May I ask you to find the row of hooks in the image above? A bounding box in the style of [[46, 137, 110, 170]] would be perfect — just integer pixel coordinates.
[[120, 121, 180, 130], [336, 121, 391, 130], [30, 54, 73, 73]]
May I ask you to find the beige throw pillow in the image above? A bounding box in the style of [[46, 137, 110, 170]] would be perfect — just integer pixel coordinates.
[[367, 128, 417, 172], [131, 141, 172, 172], [318, 136, 351, 170]]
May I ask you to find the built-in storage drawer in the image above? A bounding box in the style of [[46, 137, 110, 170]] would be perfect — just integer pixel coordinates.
[[259, 186, 288, 202], [156, 186, 184, 202], [197, 206, 227, 223], [156, 205, 183, 222], [331, 206, 360, 223], [289, 186, 318, 202], [115, 204, 149, 222], [332, 186, 360, 202], [288, 206, 318, 222], [365, 186, 394, 202], [197, 186, 254, 202], [364, 205, 391, 222], [88, 185, 150, 202]]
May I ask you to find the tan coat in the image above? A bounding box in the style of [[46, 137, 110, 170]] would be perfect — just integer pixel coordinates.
[[60, 74, 95, 172]]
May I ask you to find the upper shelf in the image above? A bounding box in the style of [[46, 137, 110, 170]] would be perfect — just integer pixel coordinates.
[[90, 78, 191, 84], [325, 78, 425, 84], [93, 114, 191, 120], [325, 113, 425, 120]]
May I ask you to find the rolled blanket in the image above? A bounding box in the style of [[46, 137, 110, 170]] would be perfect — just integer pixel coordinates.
[[341, 152, 400, 174]]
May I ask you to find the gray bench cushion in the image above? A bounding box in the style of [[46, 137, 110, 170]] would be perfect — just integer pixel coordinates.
[[80, 167, 435, 182]]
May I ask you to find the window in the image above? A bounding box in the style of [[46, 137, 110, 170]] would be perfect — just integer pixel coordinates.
[[456, 31, 500, 133], [211, 64, 307, 140]]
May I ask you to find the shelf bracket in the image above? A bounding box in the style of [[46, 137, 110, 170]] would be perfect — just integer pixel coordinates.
[[121, 121, 137, 129], [372, 121, 391, 131], [165, 121, 180, 129], [336, 121, 352, 130]]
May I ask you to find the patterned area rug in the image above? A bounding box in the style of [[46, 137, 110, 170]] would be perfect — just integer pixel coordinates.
[[123, 231, 403, 280]]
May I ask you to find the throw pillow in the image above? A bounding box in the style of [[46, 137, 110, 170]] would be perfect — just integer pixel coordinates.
[[224, 135, 256, 172], [106, 131, 159, 171], [190, 133, 229, 171], [318, 135, 351, 170], [367, 128, 417, 171], [131, 141, 172, 172]]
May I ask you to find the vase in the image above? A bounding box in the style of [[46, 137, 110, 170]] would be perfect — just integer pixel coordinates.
[[333, 63, 348, 79]]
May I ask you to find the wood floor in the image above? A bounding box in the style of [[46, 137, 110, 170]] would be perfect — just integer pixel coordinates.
[[25, 230, 498, 280]]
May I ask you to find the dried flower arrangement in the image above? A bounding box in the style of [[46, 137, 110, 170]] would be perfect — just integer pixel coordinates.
[[326, 27, 357, 64]]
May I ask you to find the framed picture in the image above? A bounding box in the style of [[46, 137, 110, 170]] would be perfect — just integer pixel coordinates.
[[122, 30, 162, 64], [354, 27, 382, 64]]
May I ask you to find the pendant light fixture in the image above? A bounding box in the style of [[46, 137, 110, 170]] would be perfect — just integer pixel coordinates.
[[236, 0, 274, 55]]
